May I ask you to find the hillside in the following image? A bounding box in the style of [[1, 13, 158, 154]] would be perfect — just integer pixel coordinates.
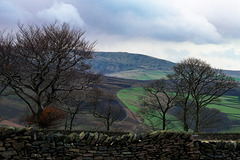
[[1, 51, 240, 132], [92, 52, 240, 81], [92, 52, 175, 74], [91, 52, 240, 132], [0, 76, 149, 132]]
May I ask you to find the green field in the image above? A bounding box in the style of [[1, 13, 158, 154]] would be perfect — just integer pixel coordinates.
[[107, 69, 240, 81], [107, 70, 172, 80], [117, 87, 143, 112], [221, 126, 240, 133], [117, 87, 240, 132], [117, 87, 183, 131], [234, 77, 240, 81], [207, 96, 240, 120], [142, 112, 183, 131], [126, 70, 172, 80]]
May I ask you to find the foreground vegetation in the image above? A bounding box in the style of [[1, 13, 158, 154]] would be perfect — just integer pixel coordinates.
[[117, 87, 240, 132], [0, 21, 239, 133], [117, 87, 183, 131]]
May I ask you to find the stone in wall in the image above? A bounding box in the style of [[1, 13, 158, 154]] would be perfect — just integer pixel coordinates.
[[1, 127, 240, 159]]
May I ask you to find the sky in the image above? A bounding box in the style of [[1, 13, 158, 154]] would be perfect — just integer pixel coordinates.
[[0, 0, 240, 70]]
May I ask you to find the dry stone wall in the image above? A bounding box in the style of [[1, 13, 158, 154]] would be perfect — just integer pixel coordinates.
[[0, 127, 240, 159]]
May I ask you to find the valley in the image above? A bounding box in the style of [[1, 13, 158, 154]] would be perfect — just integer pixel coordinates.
[[1, 51, 240, 133], [92, 52, 240, 132]]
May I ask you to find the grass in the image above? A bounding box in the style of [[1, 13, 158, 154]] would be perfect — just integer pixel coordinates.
[[221, 126, 240, 133], [234, 77, 240, 81], [117, 87, 240, 132], [127, 70, 169, 80], [117, 88, 144, 112], [143, 113, 183, 131], [117, 87, 183, 131], [108, 69, 240, 81], [108, 70, 172, 80], [207, 96, 240, 120], [0, 97, 27, 123]]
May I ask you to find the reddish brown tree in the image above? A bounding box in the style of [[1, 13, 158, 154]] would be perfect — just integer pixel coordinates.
[[25, 106, 66, 129]]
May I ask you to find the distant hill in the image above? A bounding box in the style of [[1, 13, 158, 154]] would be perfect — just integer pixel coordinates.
[[1, 51, 239, 132], [223, 70, 240, 81], [91, 52, 240, 81], [92, 52, 175, 74]]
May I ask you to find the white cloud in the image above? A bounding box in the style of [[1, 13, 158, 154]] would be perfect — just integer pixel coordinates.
[[93, 34, 240, 70], [151, 8, 223, 44], [0, 0, 33, 29], [73, 0, 224, 44], [0, 0, 84, 29], [37, 1, 84, 27], [0, 0, 240, 70], [174, 0, 240, 38]]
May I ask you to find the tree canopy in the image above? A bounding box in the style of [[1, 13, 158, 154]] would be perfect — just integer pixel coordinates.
[[0, 22, 101, 127], [168, 58, 238, 133]]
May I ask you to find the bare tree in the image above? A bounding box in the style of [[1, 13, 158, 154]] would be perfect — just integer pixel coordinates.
[[139, 108, 160, 131], [140, 79, 179, 130], [173, 97, 195, 132], [172, 104, 226, 132], [139, 107, 174, 131], [0, 22, 101, 127], [62, 90, 88, 130], [168, 58, 238, 133], [0, 31, 17, 96], [0, 84, 8, 96], [92, 90, 125, 131], [197, 107, 225, 132]]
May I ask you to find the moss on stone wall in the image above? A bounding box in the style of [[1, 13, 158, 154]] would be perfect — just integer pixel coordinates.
[[0, 127, 240, 159]]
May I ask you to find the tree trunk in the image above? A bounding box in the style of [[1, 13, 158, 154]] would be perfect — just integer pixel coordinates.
[[194, 107, 200, 133], [36, 99, 43, 121], [70, 117, 74, 130], [0, 84, 8, 95], [162, 113, 166, 130], [107, 120, 110, 131], [183, 108, 188, 132], [64, 118, 68, 130]]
